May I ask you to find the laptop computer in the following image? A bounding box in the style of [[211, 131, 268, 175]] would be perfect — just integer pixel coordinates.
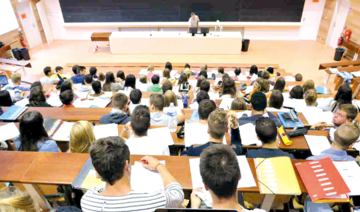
[[0, 75, 9, 86]]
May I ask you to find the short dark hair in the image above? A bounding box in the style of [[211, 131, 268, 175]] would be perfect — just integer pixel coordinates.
[[218, 66, 225, 74], [99, 73, 105, 81], [269, 90, 284, 109], [84, 74, 93, 84], [295, 73, 303, 81], [29, 87, 47, 106], [290, 85, 304, 99], [198, 100, 216, 120], [234, 68, 241, 76], [339, 104, 358, 121], [43, 67, 52, 76], [255, 117, 277, 144], [77, 66, 86, 74], [0, 90, 13, 106], [163, 68, 171, 79], [267, 66, 274, 74], [200, 144, 240, 199], [257, 71, 264, 78], [55, 66, 63, 73], [60, 90, 74, 105], [198, 71, 208, 79], [165, 62, 172, 71], [117, 70, 125, 80], [150, 94, 165, 111], [200, 81, 210, 92], [162, 80, 173, 94], [273, 78, 285, 92], [262, 71, 270, 80], [196, 76, 206, 87], [113, 93, 128, 109], [196, 91, 210, 104], [30, 81, 42, 90], [72, 65, 78, 75], [184, 63, 191, 69], [92, 81, 102, 94], [251, 92, 267, 111], [178, 73, 188, 84], [250, 65, 258, 75], [60, 80, 72, 93], [208, 110, 228, 140], [89, 67, 97, 76], [151, 75, 160, 84], [131, 105, 150, 136], [335, 84, 352, 105], [130, 89, 142, 104], [90, 136, 130, 186], [124, 74, 136, 89]]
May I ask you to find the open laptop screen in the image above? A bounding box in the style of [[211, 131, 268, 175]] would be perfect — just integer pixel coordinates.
[[0, 75, 9, 86]]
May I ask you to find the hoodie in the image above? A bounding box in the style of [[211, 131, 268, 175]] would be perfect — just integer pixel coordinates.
[[150, 112, 178, 126], [99, 110, 130, 125]]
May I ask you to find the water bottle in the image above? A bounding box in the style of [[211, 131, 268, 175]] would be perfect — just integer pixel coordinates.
[[182, 92, 188, 108], [167, 103, 177, 133]]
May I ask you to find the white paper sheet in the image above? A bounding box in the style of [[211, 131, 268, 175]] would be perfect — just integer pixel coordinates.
[[282, 98, 306, 109], [190, 156, 256, 189], [329, 68, 339, 74], [0, 123, 20, 141], [94, 124, 119, 140], [239, 123, 262, 146], [147, 127, 174, 145], [302, 109, 334, 125], [334, 161, 360, 196], [15, 98, 29, 107], [52, 122, 75, 141], [245, 86, 253, 94], [73, 98, 111, 108], [304, 135, 331, 156], [284, 76, 296, 82], [250, 74, 258, 81], [139, 69, 148, 75], [226, 71, 236, 77], [219, 98, 234, 109], [131, 161, 165, 192], [184, 122, 226, 147], [46, 93, 63, 107], [353, 71, 360, 77], [237, 74, 248, 81], [74, 91, 89, 100], [117, 90, 131, 97], [208, 92, 220, 100]]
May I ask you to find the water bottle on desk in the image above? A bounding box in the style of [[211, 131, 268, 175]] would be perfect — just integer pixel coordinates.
[[167, 103, 177, 133], [182, 92, 188, 108]]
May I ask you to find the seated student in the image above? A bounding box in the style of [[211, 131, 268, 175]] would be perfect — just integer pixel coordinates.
[[146, 65, 156, 80], [60, 79, 74, 93], [303, 79, 315, 93], [60, 90, 75, 108], [200, 80, 211, 93], [149, 94, 184, 126], [184, 63, 191, 69], [137, 74, 150, 92], [231, 97, 247, 110], [249, 78, 270, 99], [249, 65, 258, 80], [0, 90, 13, 106], [99, 93, 130, 125], [273, 77, 286, 92], [26, 87, 51, 107], [120, 106, 170, 155], [164, 90, 178, 108], [319, 84, 357, 112], [40, 66, 59, 85], [79, 74, 93, 92], [183, 67, 191, 78], [186, 110, 243, 156], [14, 111, 59, 152], [190, 144, 265, 212], [220, 78, 242, 99], [80, 137, 184, 211], [304, 89, 317, 107], [51, 66, 69, 79], [246, 117, 294, 158], [103, 72, 122, 92], [289, 85, 304, 99], [294, 73, 303, 81], [193, 75, 206, 93], [89, 67, 98, 79], [217, 66, 225, 77], [189, 99, 216, 123], [238, 92, 281, 127], [71, 64, 79, 75], [124, 74, 136, 91], [163, 68, 176, 85], [69, 121, 95, 153], [178, 73, 190, 93], [89, 81, 104, 98], [162, 80, 173, 94], [98, 72, 105, 85], [268, 90, 284, 110], [267, 66, 275, 77], [0, 186, 39, 211], [198, 70, 208, 79], [71, 66, 86, 84], [4, 73, 30, 91], [165, 61, 173, 71], [190, 90, 210, 110], [117, 70, 126, 87], [129, 89, 142, 113], [147, 75, 162, 92], [235, 67, 241, 76]]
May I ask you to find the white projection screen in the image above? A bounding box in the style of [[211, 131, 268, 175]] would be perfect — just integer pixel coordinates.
[[0, 0, 19, 36]]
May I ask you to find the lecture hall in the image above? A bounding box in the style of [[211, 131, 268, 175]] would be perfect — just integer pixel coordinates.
[[1, 0, 360, 211]]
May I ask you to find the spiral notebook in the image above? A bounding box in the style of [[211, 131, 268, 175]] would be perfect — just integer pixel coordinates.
[[0, 105, 27, 121]]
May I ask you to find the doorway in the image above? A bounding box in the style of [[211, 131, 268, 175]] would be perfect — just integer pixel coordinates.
[[17, 1, 43, 49]]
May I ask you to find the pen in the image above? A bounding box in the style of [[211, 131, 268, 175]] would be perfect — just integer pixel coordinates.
[[101, 201, 106, 212]]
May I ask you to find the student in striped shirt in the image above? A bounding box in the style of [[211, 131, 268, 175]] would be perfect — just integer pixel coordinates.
[[81, 136, 184, 212]]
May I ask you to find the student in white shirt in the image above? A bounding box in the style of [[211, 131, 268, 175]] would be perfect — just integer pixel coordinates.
[[120, 105, 170, 155], [129, 89, 142, 114], [81, 136, 184, 212], [40, 67, 59, 85], [149, 94, 184, 126], [78, 74, 93, 92], [190, 144, 265, 212], [318, 84, 358, 112]]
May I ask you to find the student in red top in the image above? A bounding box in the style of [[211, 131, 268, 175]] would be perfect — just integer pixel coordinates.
[[60, 90, 75, 108]]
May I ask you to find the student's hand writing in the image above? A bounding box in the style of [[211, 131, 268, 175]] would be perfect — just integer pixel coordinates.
[[190, 188, 203, 209], [141, 156, 161, 171], [311, 122, 327, 130]]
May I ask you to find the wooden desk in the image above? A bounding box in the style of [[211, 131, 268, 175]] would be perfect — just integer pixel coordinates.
[[0, 44, 12, 57], [0, 151, 38, 182], [319, 61, 360, 70], [324, 66, 360, 90], [343, 40, 360, 61], [91, 32, 112, 52]]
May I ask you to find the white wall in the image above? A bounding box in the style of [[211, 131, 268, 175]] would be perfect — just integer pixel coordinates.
[[42, 0, 325, 41], [328, 0, 351, 48]]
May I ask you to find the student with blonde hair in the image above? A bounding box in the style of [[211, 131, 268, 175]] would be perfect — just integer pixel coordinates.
[[303, 79, 315, 93], [70, 121, 96, 153], [0, 186, 38, 212], [304, 89, 317, 106]]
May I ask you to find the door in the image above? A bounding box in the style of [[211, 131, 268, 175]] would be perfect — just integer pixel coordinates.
[[36, 1, 54, 45], [17, 1, 43, 48], [316, 0, 337, 44]]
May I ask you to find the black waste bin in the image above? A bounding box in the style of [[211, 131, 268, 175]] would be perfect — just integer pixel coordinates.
[[242, 39, 250, 52], [20, 47, 30, 60], [334, 47, 345, 61], [12, 48, 22, 60]]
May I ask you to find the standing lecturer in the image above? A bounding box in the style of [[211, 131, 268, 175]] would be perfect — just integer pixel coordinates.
[[188, 12, 200, 30]]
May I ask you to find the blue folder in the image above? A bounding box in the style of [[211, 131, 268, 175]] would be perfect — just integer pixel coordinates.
[[277, 111, 304, 128]]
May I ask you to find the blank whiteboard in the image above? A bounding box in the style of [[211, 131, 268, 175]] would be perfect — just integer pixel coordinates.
[[0, 0, 19, 36]]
